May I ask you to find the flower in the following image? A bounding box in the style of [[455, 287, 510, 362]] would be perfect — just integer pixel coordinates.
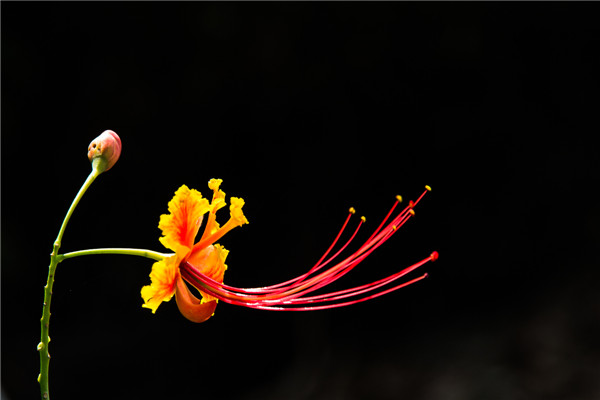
[[142, 180, 438, 323], [141, 179, 247, 323], [87, 130, 122, 173]]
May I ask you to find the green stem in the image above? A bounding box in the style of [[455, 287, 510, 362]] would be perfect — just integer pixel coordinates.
[[39, 169, 100, 400], [59, 248, 167, 262]]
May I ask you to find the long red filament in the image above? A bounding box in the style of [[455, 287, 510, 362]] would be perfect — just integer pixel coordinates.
[[180, 187, 437, 311]]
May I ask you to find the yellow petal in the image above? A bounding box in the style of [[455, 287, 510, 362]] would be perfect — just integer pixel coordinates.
[[208, 178, 226, 213], [192, 191, 248, 252], [229, 197, 249, 227], [159, 185, 210, 254], [141, 256, 180, 313], [208, 178, 223, 192], [200, 178, 226, 243]]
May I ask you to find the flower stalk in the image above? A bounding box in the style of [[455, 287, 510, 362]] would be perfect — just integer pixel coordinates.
[[58, 248, 167, 262]]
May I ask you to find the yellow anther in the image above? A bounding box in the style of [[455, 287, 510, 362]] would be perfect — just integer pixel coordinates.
[[361, 216, 366, 223], [396, 195, 403, 203], [409, 209, 415, 216], [425, 185, 432, 192], [349, 207, 356, 214], [392, 225, 397, 231]]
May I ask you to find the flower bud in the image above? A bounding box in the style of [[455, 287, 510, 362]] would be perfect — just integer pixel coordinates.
[[87, 130, 121, 173]]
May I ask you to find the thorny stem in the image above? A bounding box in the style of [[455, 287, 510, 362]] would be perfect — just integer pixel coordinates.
[[39, 169, 99, 399]]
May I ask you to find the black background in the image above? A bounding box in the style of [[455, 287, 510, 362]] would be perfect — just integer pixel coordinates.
[[2, 3, 599, 400]]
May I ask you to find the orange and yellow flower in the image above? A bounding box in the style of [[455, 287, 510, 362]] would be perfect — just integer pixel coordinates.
[[142, 179, 437, 323], [141, 179, 248, 323]]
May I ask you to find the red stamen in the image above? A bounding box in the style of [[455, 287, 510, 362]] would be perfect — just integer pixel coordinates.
[[279, 252, 436, 305], [179, 186, 437, 311], [251, 274, 429, 311]]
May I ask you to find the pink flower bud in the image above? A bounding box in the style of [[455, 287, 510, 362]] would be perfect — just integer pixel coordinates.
[[87, 130, 121, 173]]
